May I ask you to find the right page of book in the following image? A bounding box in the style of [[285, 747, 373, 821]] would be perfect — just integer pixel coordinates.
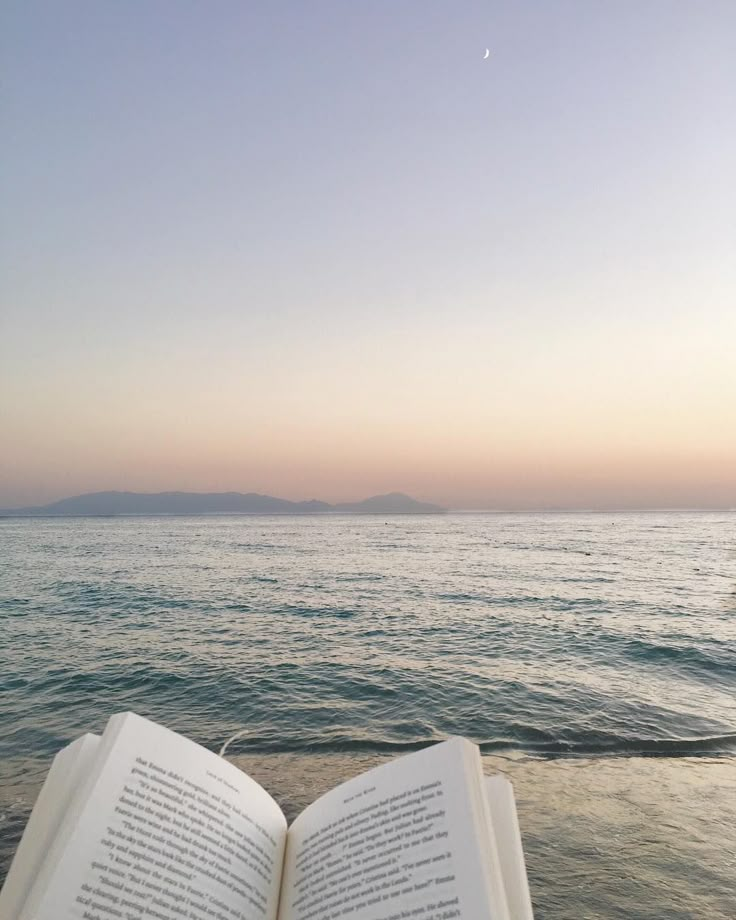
[[279, 738, 510, 920], [484, 776, 534, 920]]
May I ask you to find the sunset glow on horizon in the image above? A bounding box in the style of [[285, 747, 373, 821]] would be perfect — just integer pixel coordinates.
[[2, 2, 734, 510]]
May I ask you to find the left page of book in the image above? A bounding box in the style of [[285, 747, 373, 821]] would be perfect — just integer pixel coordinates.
[[0, 733, 101, 920], [20, 712, 288, 920]]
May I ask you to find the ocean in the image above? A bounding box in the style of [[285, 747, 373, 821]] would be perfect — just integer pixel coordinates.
[[1, 512, 734, 917]]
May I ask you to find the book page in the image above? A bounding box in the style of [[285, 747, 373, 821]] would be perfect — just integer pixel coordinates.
[[279, 738, 509, 920], [484, 777, 534, 920], [0, 733, 100, 920], [20, 713, 287, 920]]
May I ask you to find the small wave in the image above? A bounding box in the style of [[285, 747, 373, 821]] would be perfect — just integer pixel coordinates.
[[488, 733, 736, 758], [213, 729, 736, 759], [591, 632, 736, 678], [272, 604, 358, 619], [335, 574, 385, 583], [215, 734, 443, 756], [434, 592, 609, 611]]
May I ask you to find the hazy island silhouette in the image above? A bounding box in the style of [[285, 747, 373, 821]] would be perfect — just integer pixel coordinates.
[[1, 491, 445, 517]]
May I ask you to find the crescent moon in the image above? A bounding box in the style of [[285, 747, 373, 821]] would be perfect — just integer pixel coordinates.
[[483, 48, 490, 59]]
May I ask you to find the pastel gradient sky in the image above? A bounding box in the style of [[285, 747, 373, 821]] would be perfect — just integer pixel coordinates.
[[2, 1, 735, 510]]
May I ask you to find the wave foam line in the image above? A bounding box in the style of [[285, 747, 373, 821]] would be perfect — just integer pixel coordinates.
[[215, 731, 736, 759]]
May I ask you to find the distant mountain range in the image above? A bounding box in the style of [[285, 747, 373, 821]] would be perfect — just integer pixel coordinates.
[[0, 490, 446, 516]]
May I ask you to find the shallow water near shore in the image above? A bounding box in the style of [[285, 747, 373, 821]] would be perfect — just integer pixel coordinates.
[[1, 750, 734, 918], [221, 752, 736, 919], [1, 512, 735, 916]]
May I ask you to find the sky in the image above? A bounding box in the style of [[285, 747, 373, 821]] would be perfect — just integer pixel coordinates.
[[2, 1, 735, 510]]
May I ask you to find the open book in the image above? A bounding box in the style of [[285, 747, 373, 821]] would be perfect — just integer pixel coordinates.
[[0, 713, 533, 920]]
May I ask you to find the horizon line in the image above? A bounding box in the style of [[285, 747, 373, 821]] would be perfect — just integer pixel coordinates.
[[1, 508, 733, 517]]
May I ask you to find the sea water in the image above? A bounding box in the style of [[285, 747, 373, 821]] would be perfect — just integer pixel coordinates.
[[1, 512, 734, 917]]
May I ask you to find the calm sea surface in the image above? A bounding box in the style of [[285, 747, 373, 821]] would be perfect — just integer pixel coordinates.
[[1, 512, 734, 917]]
